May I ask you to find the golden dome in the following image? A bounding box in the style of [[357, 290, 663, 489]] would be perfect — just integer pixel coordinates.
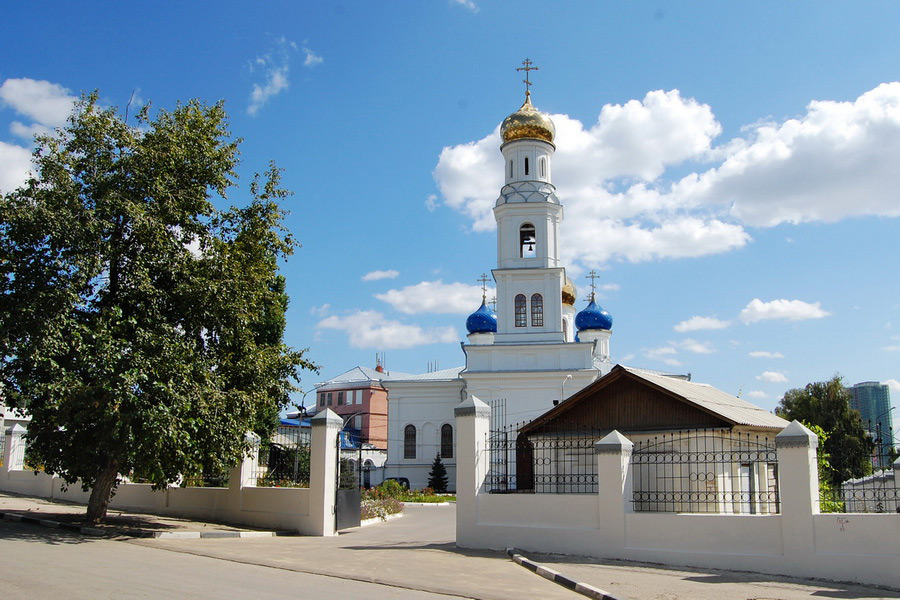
[[500, 92, 555, 144], [561, 277, 576, 306]]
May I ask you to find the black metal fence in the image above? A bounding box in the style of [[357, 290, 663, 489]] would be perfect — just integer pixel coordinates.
[[485, 423, 598, 493], [631, 429, 779, 514], [252, 426, 311, 488], [823, 434, 898, 513]]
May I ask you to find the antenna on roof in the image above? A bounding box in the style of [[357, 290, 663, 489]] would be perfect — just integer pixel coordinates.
[[375, 352, 385, 374]]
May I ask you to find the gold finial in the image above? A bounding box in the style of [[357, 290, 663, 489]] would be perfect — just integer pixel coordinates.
[[478, 273, 491, 302], [585, 269, 599, 302], [516, 58, 539, 98]]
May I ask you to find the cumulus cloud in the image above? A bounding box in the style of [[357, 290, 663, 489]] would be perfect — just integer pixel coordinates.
[[433, 83, 900, 267], [0, 141, 33, 193], [747, 391, 769, 400], [884, 379, 900, 394], [362, 269, 399, 282], [739, 298, 830, 324], [317, 310, 458, 349], [756, 371, 788, 383], [644, 345, 682, 366], [309, 303, 330, 317], [376, 280, 490, 315], [749, 350, 785, 359], [674, 316, 731, 332], [679, 338, 716, 354], [0, 78, 75, 129], [0, 78, 77, 193]]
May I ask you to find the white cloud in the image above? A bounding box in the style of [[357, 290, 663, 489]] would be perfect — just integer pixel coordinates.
[[0, 78, 77, 193], [739, 298, 830, 324], [317, 310, 458, 349], [883, 379, 900, 394], [451, 0, 479, 12], [302, 46, 323, 68], [376, 280, 490, 315], [674, 316, 731, 332], [600, 283, 620, 292], [747, 391, 769, 399], [248, 37, 296, 116], [0, 141, 33, 194], [749, 350, 785, 359], [0, 78, 75, 129], [884, 345, 900, 352], [644, 345, 682, 366], [362, 270, 399, 282], [425, 194, 439, 212], [756, 371, 788, 383], [679, 338, 716, 354], [678, 82, 900, 227], [433, 82, 900, 267], [309, 303, 330, 317]]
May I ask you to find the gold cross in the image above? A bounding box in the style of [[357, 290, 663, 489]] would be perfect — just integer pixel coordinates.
[[516, 58, 539, 95]]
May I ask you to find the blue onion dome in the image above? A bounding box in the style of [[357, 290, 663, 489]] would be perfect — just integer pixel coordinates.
[[466, 300, 498, 334], [575, 299, 613, 331]]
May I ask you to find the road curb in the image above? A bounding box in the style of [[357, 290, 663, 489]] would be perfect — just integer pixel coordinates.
[[1, 510, 293, 539], [507, 547, 624, 600]]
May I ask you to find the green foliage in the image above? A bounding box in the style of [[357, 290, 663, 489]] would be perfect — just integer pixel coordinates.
[[804, 423, 845, 513], [0, 93, 317, 521], [377, 478, 405, 499], [776, 375, 873, 488], [427, 453, 449, 493]]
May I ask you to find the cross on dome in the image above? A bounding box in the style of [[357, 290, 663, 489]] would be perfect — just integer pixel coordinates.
[[516, 58, 539, 98]]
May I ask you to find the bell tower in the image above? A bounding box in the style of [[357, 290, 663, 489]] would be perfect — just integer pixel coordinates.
[[491, 60, 566, 343]]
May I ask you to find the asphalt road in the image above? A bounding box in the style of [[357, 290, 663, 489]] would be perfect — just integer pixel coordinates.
[[0, 519, 463, 600]]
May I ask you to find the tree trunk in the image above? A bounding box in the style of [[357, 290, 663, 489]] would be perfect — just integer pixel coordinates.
[[86, 457, 120, 523]]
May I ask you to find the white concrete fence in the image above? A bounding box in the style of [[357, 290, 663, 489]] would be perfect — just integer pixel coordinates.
[[455, 396, 900, 590], [1, 409, 344, 535]]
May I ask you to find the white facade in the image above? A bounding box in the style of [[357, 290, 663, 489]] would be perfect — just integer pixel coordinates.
[[383, 92, 613, 490]]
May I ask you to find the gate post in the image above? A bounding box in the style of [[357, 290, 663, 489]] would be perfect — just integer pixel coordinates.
[[454, 395, 491, 548], [310, 408, 341, 536], [775, 420, 818, 561], [595, 430, 633, 555]]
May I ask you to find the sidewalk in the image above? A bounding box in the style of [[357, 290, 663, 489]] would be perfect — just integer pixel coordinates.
[[0, 491, 288, 538], [4, 492, 898, 600]]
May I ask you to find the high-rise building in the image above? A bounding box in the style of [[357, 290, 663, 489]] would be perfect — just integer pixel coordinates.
[[849, 381, 894, 468]]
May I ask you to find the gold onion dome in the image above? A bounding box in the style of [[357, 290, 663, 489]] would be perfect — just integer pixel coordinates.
[[500, 92, 555, 144], [561, 277, 576, 306]]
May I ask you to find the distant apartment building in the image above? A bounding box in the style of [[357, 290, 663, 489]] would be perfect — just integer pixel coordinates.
[[312, 364, 409, 451], [849, 381, 895, 468]]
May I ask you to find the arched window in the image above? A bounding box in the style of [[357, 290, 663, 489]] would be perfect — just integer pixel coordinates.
[[524, 157, 529, 176], [509, 160, 513, 178], [441, 424, 453, 459], [514, 294, 527, 327], [531, 293, 543, 327], [404, 424, 416, 459], [519, 223, 536, 258]]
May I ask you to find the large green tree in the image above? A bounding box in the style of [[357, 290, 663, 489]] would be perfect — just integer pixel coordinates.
[[776, 375, 873, 487], [0, 94, 316, 522]]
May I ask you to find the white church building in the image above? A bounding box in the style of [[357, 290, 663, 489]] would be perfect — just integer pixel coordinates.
[[382, 81, 616, 489]]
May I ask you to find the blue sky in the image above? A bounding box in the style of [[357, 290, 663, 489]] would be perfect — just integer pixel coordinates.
[[2, 2, 898, 424]]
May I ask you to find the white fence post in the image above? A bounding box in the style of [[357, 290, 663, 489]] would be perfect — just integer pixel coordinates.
[[595, 430, 633, 554], [775, 420, 818, 559], [309, 408, 341, 536], [454, 395, 491, 547]]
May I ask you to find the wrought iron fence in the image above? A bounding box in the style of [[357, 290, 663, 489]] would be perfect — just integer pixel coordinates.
[[631, 429, 779, 514], [822, 435, 899, 513], [252, 426, 311, 488], [485, 421, 599, 494]]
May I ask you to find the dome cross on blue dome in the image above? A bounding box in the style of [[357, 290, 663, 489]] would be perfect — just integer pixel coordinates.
[[466, 273, 498, 334], [575, 269, 613, 332]]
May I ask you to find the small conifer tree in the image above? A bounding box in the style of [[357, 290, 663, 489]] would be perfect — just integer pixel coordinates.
[[427, 453, 449, 493]]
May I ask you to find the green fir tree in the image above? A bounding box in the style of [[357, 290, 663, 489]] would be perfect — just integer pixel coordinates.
[[427, 453, 449, 493]]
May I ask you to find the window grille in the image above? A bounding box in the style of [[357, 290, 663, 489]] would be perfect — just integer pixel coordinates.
[[515, 294, 527, 327], [441, 424, 453, 459], [531, 293, 543, 327]]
